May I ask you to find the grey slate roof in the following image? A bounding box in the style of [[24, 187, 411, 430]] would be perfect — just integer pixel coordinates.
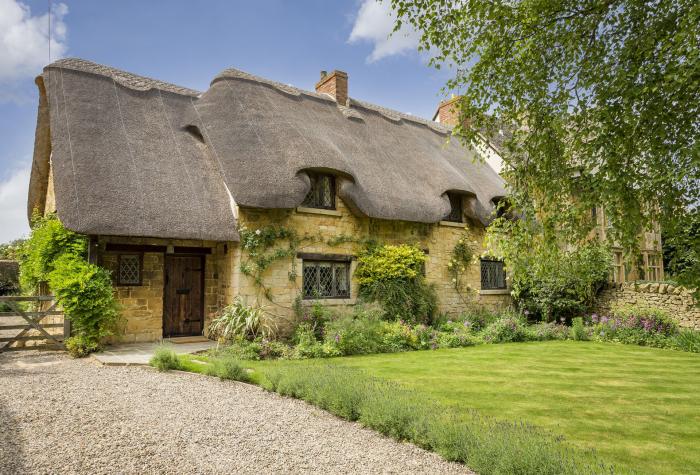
[[30, 58, 506, 242]]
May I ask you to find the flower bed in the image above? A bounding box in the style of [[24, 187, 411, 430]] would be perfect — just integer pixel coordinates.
[[209, 302, 699, 362]]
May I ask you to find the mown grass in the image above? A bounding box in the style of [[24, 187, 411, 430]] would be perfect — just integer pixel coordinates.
[[183, 341, 700, 474]]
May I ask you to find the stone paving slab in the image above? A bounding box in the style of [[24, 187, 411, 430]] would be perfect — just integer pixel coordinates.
[[91, 339, 216, 366]]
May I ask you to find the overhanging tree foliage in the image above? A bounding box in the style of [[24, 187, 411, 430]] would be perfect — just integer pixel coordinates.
[[390, 0, 699, 289]]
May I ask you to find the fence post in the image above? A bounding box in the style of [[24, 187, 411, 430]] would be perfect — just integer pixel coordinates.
[[63, 317, 71, 339]]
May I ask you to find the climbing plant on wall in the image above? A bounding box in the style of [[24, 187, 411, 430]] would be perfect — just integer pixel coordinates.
[[238, 224, 316, 303], [448, 234, 480, 303], [19, 213, 119, 356]]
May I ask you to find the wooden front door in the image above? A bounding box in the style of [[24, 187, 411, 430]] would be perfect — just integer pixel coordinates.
[[163, 255, 204, 338]]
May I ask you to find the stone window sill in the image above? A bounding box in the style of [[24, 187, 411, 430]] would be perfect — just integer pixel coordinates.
[[438, 220, 467, 228], [296, 206, 342, 217], [479, 289, 511, 296], [301, 298, 357, 306]]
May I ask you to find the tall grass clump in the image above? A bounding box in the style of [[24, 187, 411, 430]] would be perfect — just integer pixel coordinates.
[[571, 317, 588, 341], [673, 329, 700, 353], [149, 345, 181, 371], [206, 355, 251, 382], [260, 364, 617, 475]]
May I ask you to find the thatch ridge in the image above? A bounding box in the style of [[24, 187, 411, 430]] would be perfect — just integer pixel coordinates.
[[46, 58, 200, 96]]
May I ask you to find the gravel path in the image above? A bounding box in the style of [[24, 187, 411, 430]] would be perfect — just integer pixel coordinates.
[[0, 351, 469, 474]]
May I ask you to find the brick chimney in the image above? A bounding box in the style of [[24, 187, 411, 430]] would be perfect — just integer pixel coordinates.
[[315, 70, 348, 106], [435, 96, 461, 126]]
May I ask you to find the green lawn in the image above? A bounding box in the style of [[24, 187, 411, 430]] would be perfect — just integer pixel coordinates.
[[242, 342, 700, 474]]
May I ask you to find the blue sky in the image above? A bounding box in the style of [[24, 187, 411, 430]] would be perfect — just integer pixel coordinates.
[[0, 0, 453, 242]]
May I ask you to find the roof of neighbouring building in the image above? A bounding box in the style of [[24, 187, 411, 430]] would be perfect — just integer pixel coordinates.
[[29, 58, 506, 242]]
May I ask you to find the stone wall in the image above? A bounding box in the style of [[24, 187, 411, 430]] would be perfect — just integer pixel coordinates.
[[99, 237, 227, 343], [595, 282, 699, 330], [102, 251, 164, 343], [235, 188, 511, 334]]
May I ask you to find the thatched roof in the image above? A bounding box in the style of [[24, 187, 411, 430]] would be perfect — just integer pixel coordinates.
[[30, 58, 506, 242]]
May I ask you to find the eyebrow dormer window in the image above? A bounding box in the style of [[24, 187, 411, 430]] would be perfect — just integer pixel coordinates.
[[302, 173, 336, 210], [445, 193, 463, 222]]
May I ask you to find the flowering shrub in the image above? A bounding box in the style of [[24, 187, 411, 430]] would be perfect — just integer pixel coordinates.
[[355, 244, 426, 285], [607, 305, 678, 336], [213, 304, 698, 361], [459, 307, 502, 332], [380, 320, 420, 352], [482, 314, 528, 343], [525, 322, 570, 341], [323, 313, 385, 355], [488, 219, 611, 321]]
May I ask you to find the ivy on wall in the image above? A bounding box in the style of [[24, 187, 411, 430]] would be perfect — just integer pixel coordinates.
[[19, 213, 119, 356], [448, 234, 480, 304], [238, 225, 315, 302]]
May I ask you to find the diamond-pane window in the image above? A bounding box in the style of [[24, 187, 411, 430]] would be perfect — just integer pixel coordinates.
[[302, 260, 350, 299], [301, 173, 336, 209], [445, 193, 463, 222], [480, 259, 506, 290], [118, 254, 142, 286]]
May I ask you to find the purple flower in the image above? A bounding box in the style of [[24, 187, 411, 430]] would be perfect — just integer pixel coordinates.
[[464, 321, 471, 328], [524, 310, 530, 316], [334, 334, 340, 343], [591, 313, 599, 323], [601, 316, 609, 324]]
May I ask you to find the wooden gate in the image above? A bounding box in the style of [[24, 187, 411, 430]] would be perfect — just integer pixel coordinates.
[[0, 296, 67, 353]]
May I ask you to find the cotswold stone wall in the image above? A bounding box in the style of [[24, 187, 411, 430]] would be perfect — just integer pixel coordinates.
[[99, 237, 227, 343], [595, 282, 699, 330], [235, 189, 511, 333], [102, 251, 164, 343]]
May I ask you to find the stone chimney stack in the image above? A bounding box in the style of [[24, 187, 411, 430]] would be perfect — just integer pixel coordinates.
[[436, 96, 461, 126], [315, 70, 348, 106]]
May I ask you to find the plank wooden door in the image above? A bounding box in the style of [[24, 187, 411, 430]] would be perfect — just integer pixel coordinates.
[[163, 255, 204, 338]]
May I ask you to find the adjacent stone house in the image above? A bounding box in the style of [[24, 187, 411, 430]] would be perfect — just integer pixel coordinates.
[[28, 59, 510, 342], [434, 98, 665, 285]]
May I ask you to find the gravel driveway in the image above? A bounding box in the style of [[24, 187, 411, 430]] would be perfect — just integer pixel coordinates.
[[0, 351, 469, 474]]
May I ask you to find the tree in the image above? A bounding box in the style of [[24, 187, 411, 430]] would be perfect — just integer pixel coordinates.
[[0, 238, 25, 260], [663, 208, 699, 294], [391, 0, 700, 289]]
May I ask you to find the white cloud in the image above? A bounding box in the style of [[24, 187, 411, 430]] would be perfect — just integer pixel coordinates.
[[0, 166, 31, 242], [348, 0, 420, 62], [0, 0, 68, 82]]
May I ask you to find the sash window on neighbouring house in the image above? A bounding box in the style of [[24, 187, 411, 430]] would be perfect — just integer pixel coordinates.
[[645, 252, 662, 281], [612, 250, 625, 283]]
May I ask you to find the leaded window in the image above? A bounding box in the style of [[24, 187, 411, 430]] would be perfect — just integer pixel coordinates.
[[445, 193, 463, 222], [480, 259, 506, 290], [302, 260, 350, 299], [302, 173, 336, 209], [118, 254, 142, 286]]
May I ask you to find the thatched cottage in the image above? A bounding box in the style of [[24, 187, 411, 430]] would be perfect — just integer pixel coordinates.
[[28, 58, 511, 342]]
